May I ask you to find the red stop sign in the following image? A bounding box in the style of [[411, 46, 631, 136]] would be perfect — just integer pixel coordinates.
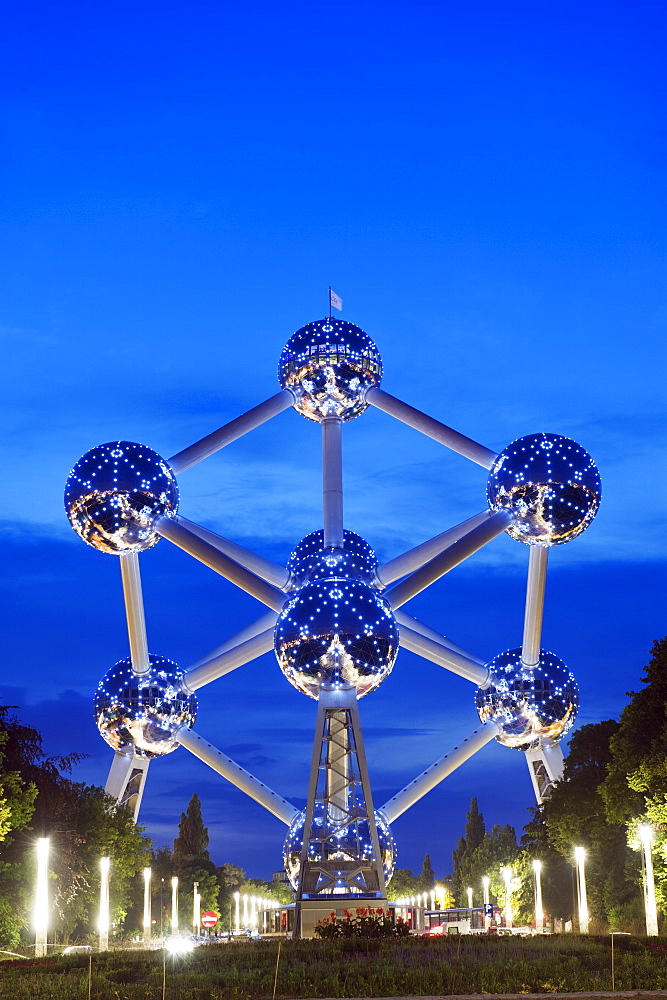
[[201, 911, 218, 928]]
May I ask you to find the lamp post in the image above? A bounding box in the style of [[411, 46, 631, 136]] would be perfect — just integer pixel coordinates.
[[482, 875, 490, 929], [34, 837, 50, 957], [502, 867, 513, 928], [574, 847, 589, 934], [99, 857, 110, 952], [639, 825, 659, 936], [143, 868, 152, 946], [533, 859, 543, 934], [193, 882, 200, 935], [467, 886, 473, 910], [234, 891, 240, 934], [171, 877, 178, 934]]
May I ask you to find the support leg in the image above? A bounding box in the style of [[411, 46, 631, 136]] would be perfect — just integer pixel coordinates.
[[105, 752, 150, 821]]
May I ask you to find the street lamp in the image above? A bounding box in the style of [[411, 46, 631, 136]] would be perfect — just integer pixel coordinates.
[[171, 877, 179, 934], [143, 868, 152, 946], [467, 887, 473, 910], [501, 867, 513, 928], [639, 825, 659, 936], [193, 882, 200, 935], [533, 859, 543, 933], [234, 891, 240, 934], [99, 857, 110, 952], [34, 837, 50, 957], [574, 847, 589, 934]]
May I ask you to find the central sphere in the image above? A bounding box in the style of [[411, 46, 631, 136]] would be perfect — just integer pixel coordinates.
[[94, 655, 197, 758], [275, 578, 398, 700], [475, 647, 579, 751], [278, 318, 382, 422], [283, 807, 396, 891], [65, 441, 179, 554]]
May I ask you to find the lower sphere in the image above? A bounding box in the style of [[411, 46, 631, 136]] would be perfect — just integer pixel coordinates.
[[475, 647, 579, 750], [94, 655, 197, 758], [283, 807, 395, 891]]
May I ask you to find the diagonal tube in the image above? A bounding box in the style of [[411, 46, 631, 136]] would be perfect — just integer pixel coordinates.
[[394, 608, 484, 662], [119, 552, 150, 675], [154, 516, 285, 610], [174, 516, 289, 590], [183, 627, 276, 692], [366, 387, 497, 469], [387, 510, 514, 608], [399, 624, 490, 686], [169, 390, 294, 474], [187, 610, 278, 670], [379, 723, 499, 824], [377, 511, 492, 587], [176, 728, 298, 826], [522, 546, 548, 667]]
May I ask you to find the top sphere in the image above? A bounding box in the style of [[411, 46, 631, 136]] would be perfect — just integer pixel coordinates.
[[487, 433, 600, 546], [65, 441, 179, 554], [278, 318, 382, 422], [286, 529, 379, 589]]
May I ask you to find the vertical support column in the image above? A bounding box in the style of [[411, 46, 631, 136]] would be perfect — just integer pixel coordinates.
[[119, 552, 150, 674], [522, 546, 548, 667], [524, 742, 564, 804], [294, 687, 387, 939], [105, 752, 150, 820], [322, 417, 343, 548]]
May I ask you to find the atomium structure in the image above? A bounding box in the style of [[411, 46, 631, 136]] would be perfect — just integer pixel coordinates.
[[66, 313, 600, 937]]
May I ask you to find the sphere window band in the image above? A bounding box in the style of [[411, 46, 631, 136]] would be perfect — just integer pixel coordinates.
[[286, 529, 379, 590]]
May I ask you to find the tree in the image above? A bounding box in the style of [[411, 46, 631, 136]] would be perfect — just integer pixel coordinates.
[[173, 793, 210, 866], [544, 721, 639, 930], [419, 854, 436, 891], [385, 868, 423, 901], [451, 798, 487, 904]]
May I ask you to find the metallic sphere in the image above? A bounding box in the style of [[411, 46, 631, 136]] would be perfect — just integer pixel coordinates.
[[275, 579, 398, 700], [94, 655, 197, 758], [283, 807, 396, 891], [278, 317, 382, 422], [475, 647, 579, 751], [286, 529, 379, 590], [65, 441, 178, 554], [487, 433, 600, 546]]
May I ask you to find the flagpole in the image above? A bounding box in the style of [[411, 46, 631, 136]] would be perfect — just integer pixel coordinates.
[[328, 286, 332, 318]]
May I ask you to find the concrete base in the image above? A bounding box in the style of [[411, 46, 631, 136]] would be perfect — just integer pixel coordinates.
[[294, 897, 389, 939]]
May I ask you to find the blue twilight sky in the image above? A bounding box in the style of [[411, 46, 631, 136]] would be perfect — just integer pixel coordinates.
[[1, 0, 666, 882]]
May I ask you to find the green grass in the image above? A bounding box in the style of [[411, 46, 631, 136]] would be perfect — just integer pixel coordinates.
[[1, 935, 667, 999]]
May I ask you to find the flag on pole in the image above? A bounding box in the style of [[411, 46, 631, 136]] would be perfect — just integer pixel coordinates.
[[329, 288, 343, 312]]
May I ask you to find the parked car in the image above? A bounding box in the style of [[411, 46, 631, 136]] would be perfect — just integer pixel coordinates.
[[62, 945, 93, 955]]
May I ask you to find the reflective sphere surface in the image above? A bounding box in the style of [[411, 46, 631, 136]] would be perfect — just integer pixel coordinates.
[[287, 529, 379, 589], [278, 318, 382, 421], [275, 579, 398, 699], [94, 655, 197, 758], [283, 807, 396, 891], [65, 441, 178, 554], [475, 647, 579, 750], [487, 433, 600, 546]]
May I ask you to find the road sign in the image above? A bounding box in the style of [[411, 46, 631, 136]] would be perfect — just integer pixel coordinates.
[[201, 911, 218, 928], [484, 903, 494, 916]]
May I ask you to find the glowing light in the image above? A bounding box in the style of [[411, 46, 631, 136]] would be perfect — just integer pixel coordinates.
[[34, 837, 50, 957], [502, 867, 513, 928], [171, 877, 179, 933], [143, 867, 152, 943], [639, 825, 658, 936], [99, 856, 110, 950], [574, 848, 589, 934], [532, 859, 543, 930]]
